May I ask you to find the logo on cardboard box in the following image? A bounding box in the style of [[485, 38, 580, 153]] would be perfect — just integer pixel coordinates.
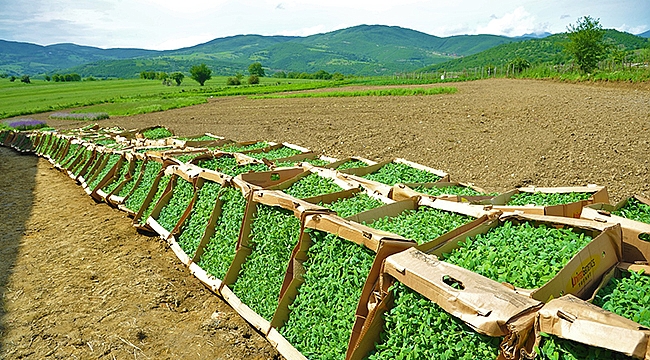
[[570, 256, 599, 290]]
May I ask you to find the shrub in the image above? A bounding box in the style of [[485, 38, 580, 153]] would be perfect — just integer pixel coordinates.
[[226, 77, 241, 86], [247, 75, 259, 84]]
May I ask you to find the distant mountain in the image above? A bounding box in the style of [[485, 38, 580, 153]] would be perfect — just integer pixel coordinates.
[[0, 25, 527, 77], [638, 29, 650, 38], [419, 29, 649, 72]]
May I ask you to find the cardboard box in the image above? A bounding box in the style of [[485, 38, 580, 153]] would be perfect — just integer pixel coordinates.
[[117, 155, 171, 217], [488, 185, 609, 218], [391, 181, 494, 203], [146, 166, 201, 241], [581, 196, 650, 263], [424, 213, 622, 303], [106, 152, 147, 207], [187, 178, 249, 292], [87, 152, 126, 200], [219, 190, 333, 335], [166, 134, 230, 148], [536, 290, 650, 359], [347, 248, 543, 360], [266, 214, 415, 360], [132, 164, 179, 232]]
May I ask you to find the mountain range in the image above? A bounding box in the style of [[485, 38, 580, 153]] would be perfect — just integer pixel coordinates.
[[0, 24, 647, 78]]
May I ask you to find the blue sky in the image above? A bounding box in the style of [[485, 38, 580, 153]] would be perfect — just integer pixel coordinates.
[[0, 0, 647, 50]]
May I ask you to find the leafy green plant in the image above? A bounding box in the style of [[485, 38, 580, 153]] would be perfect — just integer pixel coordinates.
[[156, 178, 195, 232], [367, 282, 501, 360], [442, 221, 593, 289], [612, 198, 650, 225], [141, 127, 172, 140], [88, 154, 121, 191], [413, 185, 485, 197], [367, 207, 474, 245], [284, 173, 343, 199], [139, 174, 171, 225], [218, 141, 269, 153], [177, 182, 222, 257], [321, 193, 385, 218], [102, 159, 130, 194], [507, 192, 592, 206], [336, 159, 369, 171], [593, 270, 650, 327], [135, 147, 170, 153], [274, 158, 331, 168], [70, 148, 93, 177], [280, 230, 375, 359], [174, 153, 203, 163], [363, 162, 441, 185], [117, 160, 145, 197], [196, 157, 269, 176], [231, 205, 300, 321], [536, 333, 630, 360], [248, 146, 302, 160], [124, 161, 162, 211], [197, 187, 247, 279]]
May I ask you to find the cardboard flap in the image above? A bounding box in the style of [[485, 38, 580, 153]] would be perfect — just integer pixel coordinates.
[[304, 213, 409, 253], [383, 248, 543, 337], [419, 196, 493, 219], [252, 189, 333, 218], [499, 213, 616, 232], [238, 167, 306, 188], [538, 295, 650, 359]]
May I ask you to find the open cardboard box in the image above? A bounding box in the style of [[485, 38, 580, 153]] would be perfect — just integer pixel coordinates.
[[266, 214, 415, 360], [537, 263, 650, 360], [165, 133, 230, 148], [347, 247, 543, 360], [488, 185, 609, 218], [131, 164, 179, 232], [423, 213, 623, 303], [107, 152, 147, 207], [115, 154, 171, 215], [219, 190, 334, 335], [391, 181, 494, 203], [336, 158, 449, 197], [88, 151, 127, 201], [339, 195, 497, 250], [581, 196, 650, 263]]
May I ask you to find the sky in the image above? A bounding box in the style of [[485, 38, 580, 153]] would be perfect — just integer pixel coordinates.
[[0, 0, 648, 50]]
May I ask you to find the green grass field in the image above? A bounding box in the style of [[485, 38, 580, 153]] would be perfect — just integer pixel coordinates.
[[0, 77, 330, 120]]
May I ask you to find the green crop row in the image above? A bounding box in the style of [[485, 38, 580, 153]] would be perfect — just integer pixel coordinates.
[[70, 148, 93, 177], [280, 230, 375, 360], [196, 157, 270, 176], [173, 153, 203, 163], [102, 159, 130, 194], [507, 192, 593, 206], [274, 157, 332, 168], [284, 173, 344, 199], [88, 154, 121, 191], [218, 141, 269, 153], [135, 147, 169, 153], [613, 198, 650, 225], [413, 185, 485, 197], [536, 332, 630, 360], [197, 187, 247, 280], [177, 135, 219, 141], [117, 160, 145, 197], [367, 207, 474, 245], [60, 144, 81, 168], [141, 127, 172, 140], [336, 159, 369, 171], [156, 178, 195, 232], [177, 182, 222, 257], [231, 205, 301, 321], [363, 162, 441, 185], [248, 146, 302, 160], [442, 221, 593, 289], [123, 161, 162, 211], [321, 192, 385, 218], [139, 174, 171, 225], [593, 270, 650, 328], [367, 282, 501, 360]]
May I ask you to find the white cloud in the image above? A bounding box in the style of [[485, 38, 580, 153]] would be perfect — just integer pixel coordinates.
[[616, 23, 648, 35], [476, 6, 549, 36]]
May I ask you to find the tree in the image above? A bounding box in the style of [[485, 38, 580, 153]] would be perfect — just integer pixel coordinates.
[[190, 63, 212, 86], [44, 75, 51, 81], [170, 72, 184, 86], [226, 77, 241, 85], [508, 57, 531, 73], [248, 75, 259, 84], [20, 75, 30, 83], [9, 75, 16, 82], [248, 62, 265, 77], [564, 16, 607, 73]]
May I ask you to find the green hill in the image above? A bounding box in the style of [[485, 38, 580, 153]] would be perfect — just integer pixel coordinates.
[[1, 25, 525, 77], [419, 29, 649, 72]]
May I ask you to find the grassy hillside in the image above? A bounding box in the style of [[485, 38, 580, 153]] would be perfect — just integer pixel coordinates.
[[420, 30, 649, 72], [1, 25, 522, 77]]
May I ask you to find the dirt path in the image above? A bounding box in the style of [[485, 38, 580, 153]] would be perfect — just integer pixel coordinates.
[[47, 78, 650, 201], [0, 147, 280, 359]]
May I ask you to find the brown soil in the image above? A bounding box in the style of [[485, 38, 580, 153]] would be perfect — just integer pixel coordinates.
[[46, 78, 650, 201], [2, 78, 649, 359], [0, 147, 280, 359]]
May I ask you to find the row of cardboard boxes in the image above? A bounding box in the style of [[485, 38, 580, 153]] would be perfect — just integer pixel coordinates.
[[2, 127, 650, 359]]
